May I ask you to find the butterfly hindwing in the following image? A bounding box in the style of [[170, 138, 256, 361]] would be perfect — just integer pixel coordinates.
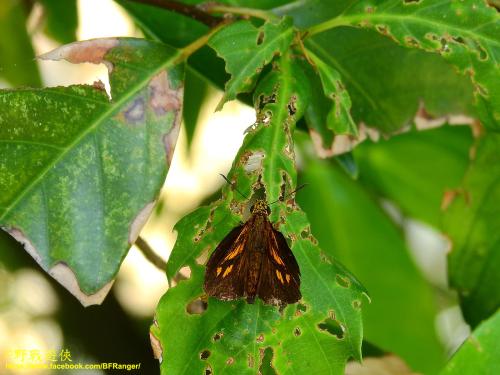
[[257, 222, 301, 305]]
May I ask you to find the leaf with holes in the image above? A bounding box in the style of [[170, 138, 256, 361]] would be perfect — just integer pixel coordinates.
[[297, 150, 445, 374], [154, 53, 367, 374], [441, 309, 500, 374], [444, 132, 500, 327], [307, 0, 500, 129], [307, 50, 357, 136], [208, 18, 295, 110], [0, 38, 184, 306]]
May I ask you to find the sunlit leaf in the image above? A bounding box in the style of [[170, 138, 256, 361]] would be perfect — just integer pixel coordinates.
[[0, 38, 184, 305], [307, 50, 357, 136], [154, 53, 367, 374], [208, 18, 295, 110]]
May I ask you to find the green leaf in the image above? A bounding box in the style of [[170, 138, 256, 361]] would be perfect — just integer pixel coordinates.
[[208, 18, 295, 110], [355, 125, 473, 228], [303, 27, 475, 135], [154, 53, 367, 374], [307, 50, 357, 136], [308, 0, 500, 129], [297, 153, 445, 374], [38, 0, 78, 44], [444, 132, 500, 327], [441, 309, 500, 375], [0, 0, 41, 87], [0, 38, 184, 305]]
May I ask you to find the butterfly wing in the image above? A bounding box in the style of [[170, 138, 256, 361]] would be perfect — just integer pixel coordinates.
[[204, 224, 249, 300], [257, 223, 301, 305]]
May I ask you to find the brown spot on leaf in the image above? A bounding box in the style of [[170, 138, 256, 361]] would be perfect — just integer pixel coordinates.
[[38, 38, 119, 72], [163, 120, 181, 164], [129, 201, 156, 244], [4, 227, 113, 306], [124, 98, 145, 124], [226, 357, 234, 365], [149, 70, 183, 116], [93, 80, 106, 91], [149, 331, 163, 363]]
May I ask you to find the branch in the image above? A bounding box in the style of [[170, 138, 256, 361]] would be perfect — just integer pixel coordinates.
[[135, 236, 167, 271], [124, 0, 221, 27]]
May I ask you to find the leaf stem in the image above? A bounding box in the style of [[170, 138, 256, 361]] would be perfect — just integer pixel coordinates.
[[306, 16, 353, 37], [124, 0, 221, 27], [201, 4, 279, 22], [135, 236, 167, 271], [176, 21, 229, 62]]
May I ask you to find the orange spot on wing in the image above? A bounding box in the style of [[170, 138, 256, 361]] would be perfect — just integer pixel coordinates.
[[223, 264, 233, 278], [286, 274, 291, 283], [276, 269, 284, 284], [216, 267, 222, 276], [271, 248, 285, 265]]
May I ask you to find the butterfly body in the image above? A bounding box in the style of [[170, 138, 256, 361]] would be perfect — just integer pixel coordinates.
[[204, 199, 301, 306]]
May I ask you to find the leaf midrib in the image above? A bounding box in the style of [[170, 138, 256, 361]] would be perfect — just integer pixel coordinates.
[[0, 49, 181, 222]]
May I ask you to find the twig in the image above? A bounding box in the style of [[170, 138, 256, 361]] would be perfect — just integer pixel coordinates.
[[135, 236, 167, 271], [201, 3, 279, 22], [124, 0, 221, 27]]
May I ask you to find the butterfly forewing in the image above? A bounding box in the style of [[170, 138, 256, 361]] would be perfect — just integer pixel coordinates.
[[204, 225, 248, 300]]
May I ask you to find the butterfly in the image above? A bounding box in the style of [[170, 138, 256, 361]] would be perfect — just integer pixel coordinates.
[[203, 199, 301, 306]]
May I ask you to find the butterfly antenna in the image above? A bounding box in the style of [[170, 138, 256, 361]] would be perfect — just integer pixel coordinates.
[[270, 183, 308, 205], [219, 174, 249, 199]]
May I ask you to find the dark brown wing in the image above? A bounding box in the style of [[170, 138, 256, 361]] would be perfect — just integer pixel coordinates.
[[203, 224, 249, 300], [257, 223, 301, 305]]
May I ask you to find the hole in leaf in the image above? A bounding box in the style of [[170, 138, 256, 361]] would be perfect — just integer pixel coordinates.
[[200, 350, 211, 360], [205, 366, 212, 375], [196, 247, 210, 265], [226, 357, 234, 366], [287, 98, 297, 116], [295, 303, 307, 317], [259, 347, 276, 375], [352, 299, 362, 310], [300, 228, 310, 239], [293, 327, 301, 336], [452, 36, 466, 45], [213, 332, 223, 342], [404, 36, 420, 48], [375, 24, 389, 35], [186, 297, 207, 315], [473, 41, 488, 61], [318, 318, 345, 339], [256, 334, 265, 343], [336, 274, 350, 288], [256, 31, 265, 45]]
